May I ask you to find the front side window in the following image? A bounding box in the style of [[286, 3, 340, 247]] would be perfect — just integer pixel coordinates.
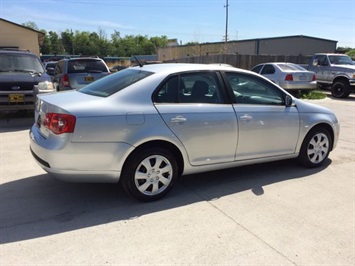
[[79, 68, 153, 97], [225, 72, 285, 105], [154, 72, 224, 104]]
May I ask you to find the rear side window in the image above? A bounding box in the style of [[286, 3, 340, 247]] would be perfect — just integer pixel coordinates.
[[251, 65, 263, 73], [79, 68, 153, 97], [67, 59, 108, 73], [154, 72, 225, 104], [260, 64, 275, 74]]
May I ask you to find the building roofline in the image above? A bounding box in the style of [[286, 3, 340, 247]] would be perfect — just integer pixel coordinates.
[[177, 34, 338, 47], [1, 18, 45, 45], [251, 35, 338, 43], [0, 18, 44, 35]]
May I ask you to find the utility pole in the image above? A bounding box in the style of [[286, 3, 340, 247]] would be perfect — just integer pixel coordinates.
[[224, 0, 229, 54], [224, 0, 229, 44]]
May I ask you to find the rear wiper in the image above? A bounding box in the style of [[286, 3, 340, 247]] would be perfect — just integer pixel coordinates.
[[87, 70, 103, 73]]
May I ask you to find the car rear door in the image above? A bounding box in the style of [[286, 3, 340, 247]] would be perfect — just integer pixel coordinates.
[[153, 72, 239, 166]]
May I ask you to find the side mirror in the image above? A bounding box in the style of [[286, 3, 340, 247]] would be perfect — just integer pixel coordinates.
[[312, 59, 318, 67], [285, 95, 295, 107]]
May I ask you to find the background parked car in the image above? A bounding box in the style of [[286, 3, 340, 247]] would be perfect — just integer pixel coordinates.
[[52, 57, 110, 91], [43, 61, 58, 79], [30, 63, 339, 202], [0, 48, 54, 112], [110, 65, 128, 72], [251, 62, 317, 92]]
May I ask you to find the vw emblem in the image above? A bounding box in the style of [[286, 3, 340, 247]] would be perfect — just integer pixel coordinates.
[[12, 86, 20, 90]]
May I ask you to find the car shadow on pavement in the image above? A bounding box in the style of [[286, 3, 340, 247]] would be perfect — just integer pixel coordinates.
[[0, 115, 33, 133], [0, 158, 331, 244]]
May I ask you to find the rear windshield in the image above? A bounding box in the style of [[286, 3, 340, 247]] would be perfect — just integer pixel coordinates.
[[79, 68, 153, 97], [277, 63, 306, 71], [0, 53, 44, 73], [68, 59, 108, 73]]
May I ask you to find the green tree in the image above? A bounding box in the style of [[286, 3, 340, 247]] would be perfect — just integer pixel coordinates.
[[40, 30, 51, 54], [346, 49, 355, 58], [21, 21, 39, 30], [48, 31, 64, 54], [61, 30, 75, 54]]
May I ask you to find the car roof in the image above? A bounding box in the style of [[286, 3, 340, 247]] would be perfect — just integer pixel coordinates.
[[0, 48, 37, 56], [257, 62, 298, 65], [129, 63, 250, 75], [62, 57, 102, 61]]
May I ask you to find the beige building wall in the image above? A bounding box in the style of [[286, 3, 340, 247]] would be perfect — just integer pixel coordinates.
[[0, 19, 43, 56]]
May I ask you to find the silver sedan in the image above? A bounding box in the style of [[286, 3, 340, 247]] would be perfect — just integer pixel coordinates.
[[29, 63, 339, 201], [251, 62, 317, 91]]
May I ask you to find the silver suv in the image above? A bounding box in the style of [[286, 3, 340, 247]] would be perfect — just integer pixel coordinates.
[[0, 49, 53, 112], [52, 57, 110, 91]]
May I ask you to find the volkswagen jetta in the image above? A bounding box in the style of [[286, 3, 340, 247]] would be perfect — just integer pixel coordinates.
[[29, 63, 340, 201]]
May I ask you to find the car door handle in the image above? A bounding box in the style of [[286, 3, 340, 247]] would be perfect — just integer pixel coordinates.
[[240, 114, 252, 121], [171, 116, 187, 123]]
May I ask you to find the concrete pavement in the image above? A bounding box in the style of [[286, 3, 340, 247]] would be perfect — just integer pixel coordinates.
[[0, 95, 354, 265]]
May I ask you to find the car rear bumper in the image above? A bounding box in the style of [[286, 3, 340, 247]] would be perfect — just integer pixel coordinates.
[[280, 81, 318, 90], [29, 124, 134, 183]]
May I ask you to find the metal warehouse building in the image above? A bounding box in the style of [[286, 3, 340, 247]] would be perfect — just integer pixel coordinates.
[[157, 35, 338, 61]]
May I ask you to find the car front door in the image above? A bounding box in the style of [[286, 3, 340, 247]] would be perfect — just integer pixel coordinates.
[[153, 72, 239, 166], [224, 72, 300, 160], [313, 54, 330, 83]]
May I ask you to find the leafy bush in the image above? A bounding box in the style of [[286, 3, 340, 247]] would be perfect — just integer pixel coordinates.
[[300, 90, 327, 100]]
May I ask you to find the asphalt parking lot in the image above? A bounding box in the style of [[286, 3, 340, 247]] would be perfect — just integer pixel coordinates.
[[0, 95, 354, 265]]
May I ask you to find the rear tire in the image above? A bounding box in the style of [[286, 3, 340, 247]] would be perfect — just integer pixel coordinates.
[[121, 147, 178, 201], [298, 127, 332, 168], [331, 81, 351, 98]]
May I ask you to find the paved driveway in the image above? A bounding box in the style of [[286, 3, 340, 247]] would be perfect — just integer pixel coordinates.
[[1, 95, 354, 265]]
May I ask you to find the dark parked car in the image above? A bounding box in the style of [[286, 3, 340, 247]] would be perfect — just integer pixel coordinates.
[[0, 48, 54, 111], [43, 61, 58, 79], [110, 65, 127, 72], [52, 57, 110, 91]]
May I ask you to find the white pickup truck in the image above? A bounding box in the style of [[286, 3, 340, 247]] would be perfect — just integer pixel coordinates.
[[307, 53, 355, 98]]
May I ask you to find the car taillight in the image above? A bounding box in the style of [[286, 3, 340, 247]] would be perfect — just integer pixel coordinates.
[[43, 113, 76, 134], [312, 74, 316, 81], [285, 74, 293, 81], [61, 74, 70, 87]]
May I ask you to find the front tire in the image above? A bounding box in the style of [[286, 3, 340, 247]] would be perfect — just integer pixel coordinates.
[[298, 127, 332, 168], [331, 81, 351, 98], [121, 147, 178, 201]]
